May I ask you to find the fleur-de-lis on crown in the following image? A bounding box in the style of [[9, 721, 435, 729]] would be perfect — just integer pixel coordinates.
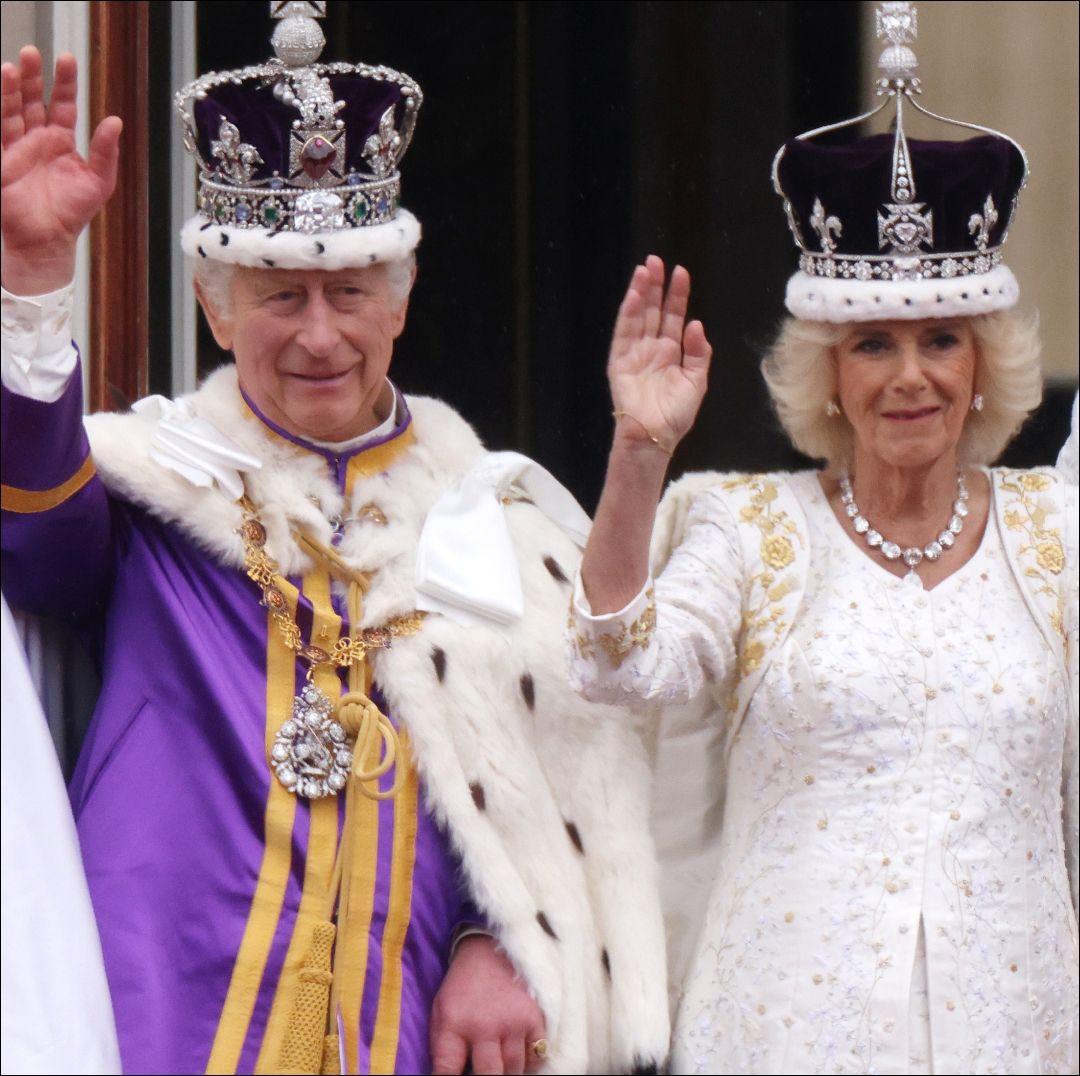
[[810, 198, 843, 254], [364, 106, 403, 179], [968, 195, 998, 252], [210, 120, 264, 184]]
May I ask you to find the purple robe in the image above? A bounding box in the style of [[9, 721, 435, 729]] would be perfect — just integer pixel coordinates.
[[1, 368, 474, 1075]]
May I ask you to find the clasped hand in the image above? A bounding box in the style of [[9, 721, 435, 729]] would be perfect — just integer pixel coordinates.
[[430, 934, 547, 1075]]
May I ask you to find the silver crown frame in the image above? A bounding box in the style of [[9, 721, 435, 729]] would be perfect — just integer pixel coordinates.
[[772, 2, 1029, 285]]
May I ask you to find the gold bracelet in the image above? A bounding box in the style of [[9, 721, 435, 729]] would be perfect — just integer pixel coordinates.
[[612, 410, 674, 456]]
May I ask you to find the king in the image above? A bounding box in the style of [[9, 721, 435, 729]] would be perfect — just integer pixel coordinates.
[[0, 4, 667, 1073]]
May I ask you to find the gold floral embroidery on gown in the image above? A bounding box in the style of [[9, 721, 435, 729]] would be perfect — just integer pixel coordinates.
[[569, 471, 1079, 1074]]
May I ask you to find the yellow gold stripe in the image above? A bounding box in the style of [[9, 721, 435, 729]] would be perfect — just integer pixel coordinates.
[[256, 569, 343, 1073], [369, 732, 419, 1075], [1, 454, 96, 514], [336, 721, 383, 1068], [205, 582, 302, 1075], [344, 424, 416, 500]]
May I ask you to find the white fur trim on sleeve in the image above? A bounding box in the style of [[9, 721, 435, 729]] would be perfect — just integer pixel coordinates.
[[784, 264, 1019, 322]]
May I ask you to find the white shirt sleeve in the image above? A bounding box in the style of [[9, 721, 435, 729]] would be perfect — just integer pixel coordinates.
[[0, 282, 78, 402], [567, 487, 743, 706]]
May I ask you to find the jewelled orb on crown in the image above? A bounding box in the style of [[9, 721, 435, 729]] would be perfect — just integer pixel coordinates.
[[772, 1, 1029, 323], [175, 1, 423, 271]]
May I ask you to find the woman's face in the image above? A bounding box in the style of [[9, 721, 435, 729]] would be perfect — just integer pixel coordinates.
[[833, 318, 978, 472]]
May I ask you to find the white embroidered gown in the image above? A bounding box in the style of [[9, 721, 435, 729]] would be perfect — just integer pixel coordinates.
[[569, 471, 1079, 1075]]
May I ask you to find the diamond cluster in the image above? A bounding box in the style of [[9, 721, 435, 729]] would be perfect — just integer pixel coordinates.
[[271, 682, 353, 799], [800, 249, 1001, 282], [199, 173, 399, 234]]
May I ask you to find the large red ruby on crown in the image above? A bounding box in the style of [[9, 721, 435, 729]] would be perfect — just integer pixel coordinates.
[[300, 136, 336, 181]]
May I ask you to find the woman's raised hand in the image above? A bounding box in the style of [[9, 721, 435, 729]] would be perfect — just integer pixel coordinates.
[[1, 47, 122, 294], [608, 255, 712, 454]]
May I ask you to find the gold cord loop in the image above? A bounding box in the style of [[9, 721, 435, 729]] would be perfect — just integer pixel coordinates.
[[298, 533, 371, 593], [335, 690, 402, 801]]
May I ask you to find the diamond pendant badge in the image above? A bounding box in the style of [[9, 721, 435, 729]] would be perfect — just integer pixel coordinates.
[[271, 683, 352, 798]]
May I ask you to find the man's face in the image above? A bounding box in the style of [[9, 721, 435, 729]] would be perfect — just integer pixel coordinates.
[[200, 264, 409, 442]]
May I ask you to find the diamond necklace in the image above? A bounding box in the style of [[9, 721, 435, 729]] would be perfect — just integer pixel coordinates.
[[839, 471, 969, 584]]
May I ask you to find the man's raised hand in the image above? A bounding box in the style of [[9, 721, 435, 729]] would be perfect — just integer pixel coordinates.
[[1, 47, 122, 294]]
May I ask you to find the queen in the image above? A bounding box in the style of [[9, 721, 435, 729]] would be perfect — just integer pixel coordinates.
[[568, 4, 1077, 1072]]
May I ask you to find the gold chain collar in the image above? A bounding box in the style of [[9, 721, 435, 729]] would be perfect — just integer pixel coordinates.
[[238, 495, 424, 672], [236, 494, 424, 800]]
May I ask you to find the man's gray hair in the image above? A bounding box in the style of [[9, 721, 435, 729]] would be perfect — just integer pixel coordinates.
[[192, 252, 417, 319]]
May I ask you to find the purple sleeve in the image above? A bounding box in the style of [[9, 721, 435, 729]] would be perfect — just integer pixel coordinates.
[[1, 360, 117, 617], [453, 877, 493, 940]]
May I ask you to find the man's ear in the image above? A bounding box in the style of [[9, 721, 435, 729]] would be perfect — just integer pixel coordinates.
[[194, 278, 235, 351]]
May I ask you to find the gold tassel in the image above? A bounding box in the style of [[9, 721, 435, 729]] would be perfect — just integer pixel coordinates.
[[320, 1033, 341, 1075], [277, 576, 403, 1075], [277, 921, 338, 1074]]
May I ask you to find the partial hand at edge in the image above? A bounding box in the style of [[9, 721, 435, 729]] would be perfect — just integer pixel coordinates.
[[1, 47, 122, 295], [430, 934, 547, 1076]]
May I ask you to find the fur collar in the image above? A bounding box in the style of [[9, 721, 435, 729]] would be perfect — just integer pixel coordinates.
[[85, 365, 485, 588]]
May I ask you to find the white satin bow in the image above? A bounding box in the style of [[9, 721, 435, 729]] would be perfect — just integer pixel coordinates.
[[132, 395, 262, 500], [415, 451, 592, 628]]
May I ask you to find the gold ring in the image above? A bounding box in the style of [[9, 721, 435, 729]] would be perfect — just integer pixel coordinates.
[[530, 1038, 549, 1060]]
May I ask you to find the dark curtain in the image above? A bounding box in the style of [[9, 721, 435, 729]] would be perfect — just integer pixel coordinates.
[[189, 1, 1069, 512]]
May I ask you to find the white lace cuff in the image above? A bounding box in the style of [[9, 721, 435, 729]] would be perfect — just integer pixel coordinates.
[[0, 283, 78, 402]]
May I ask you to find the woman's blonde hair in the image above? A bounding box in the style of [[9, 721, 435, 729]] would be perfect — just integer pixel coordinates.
[[760, 310, 1043, 466]]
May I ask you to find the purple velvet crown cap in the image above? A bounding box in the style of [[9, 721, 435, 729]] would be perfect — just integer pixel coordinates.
[[191, 76, 406, 188], [777, 133, 1026, 259]]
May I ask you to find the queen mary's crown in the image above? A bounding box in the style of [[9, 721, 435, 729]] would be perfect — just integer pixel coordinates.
[[772, 2, 1028, 323]]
